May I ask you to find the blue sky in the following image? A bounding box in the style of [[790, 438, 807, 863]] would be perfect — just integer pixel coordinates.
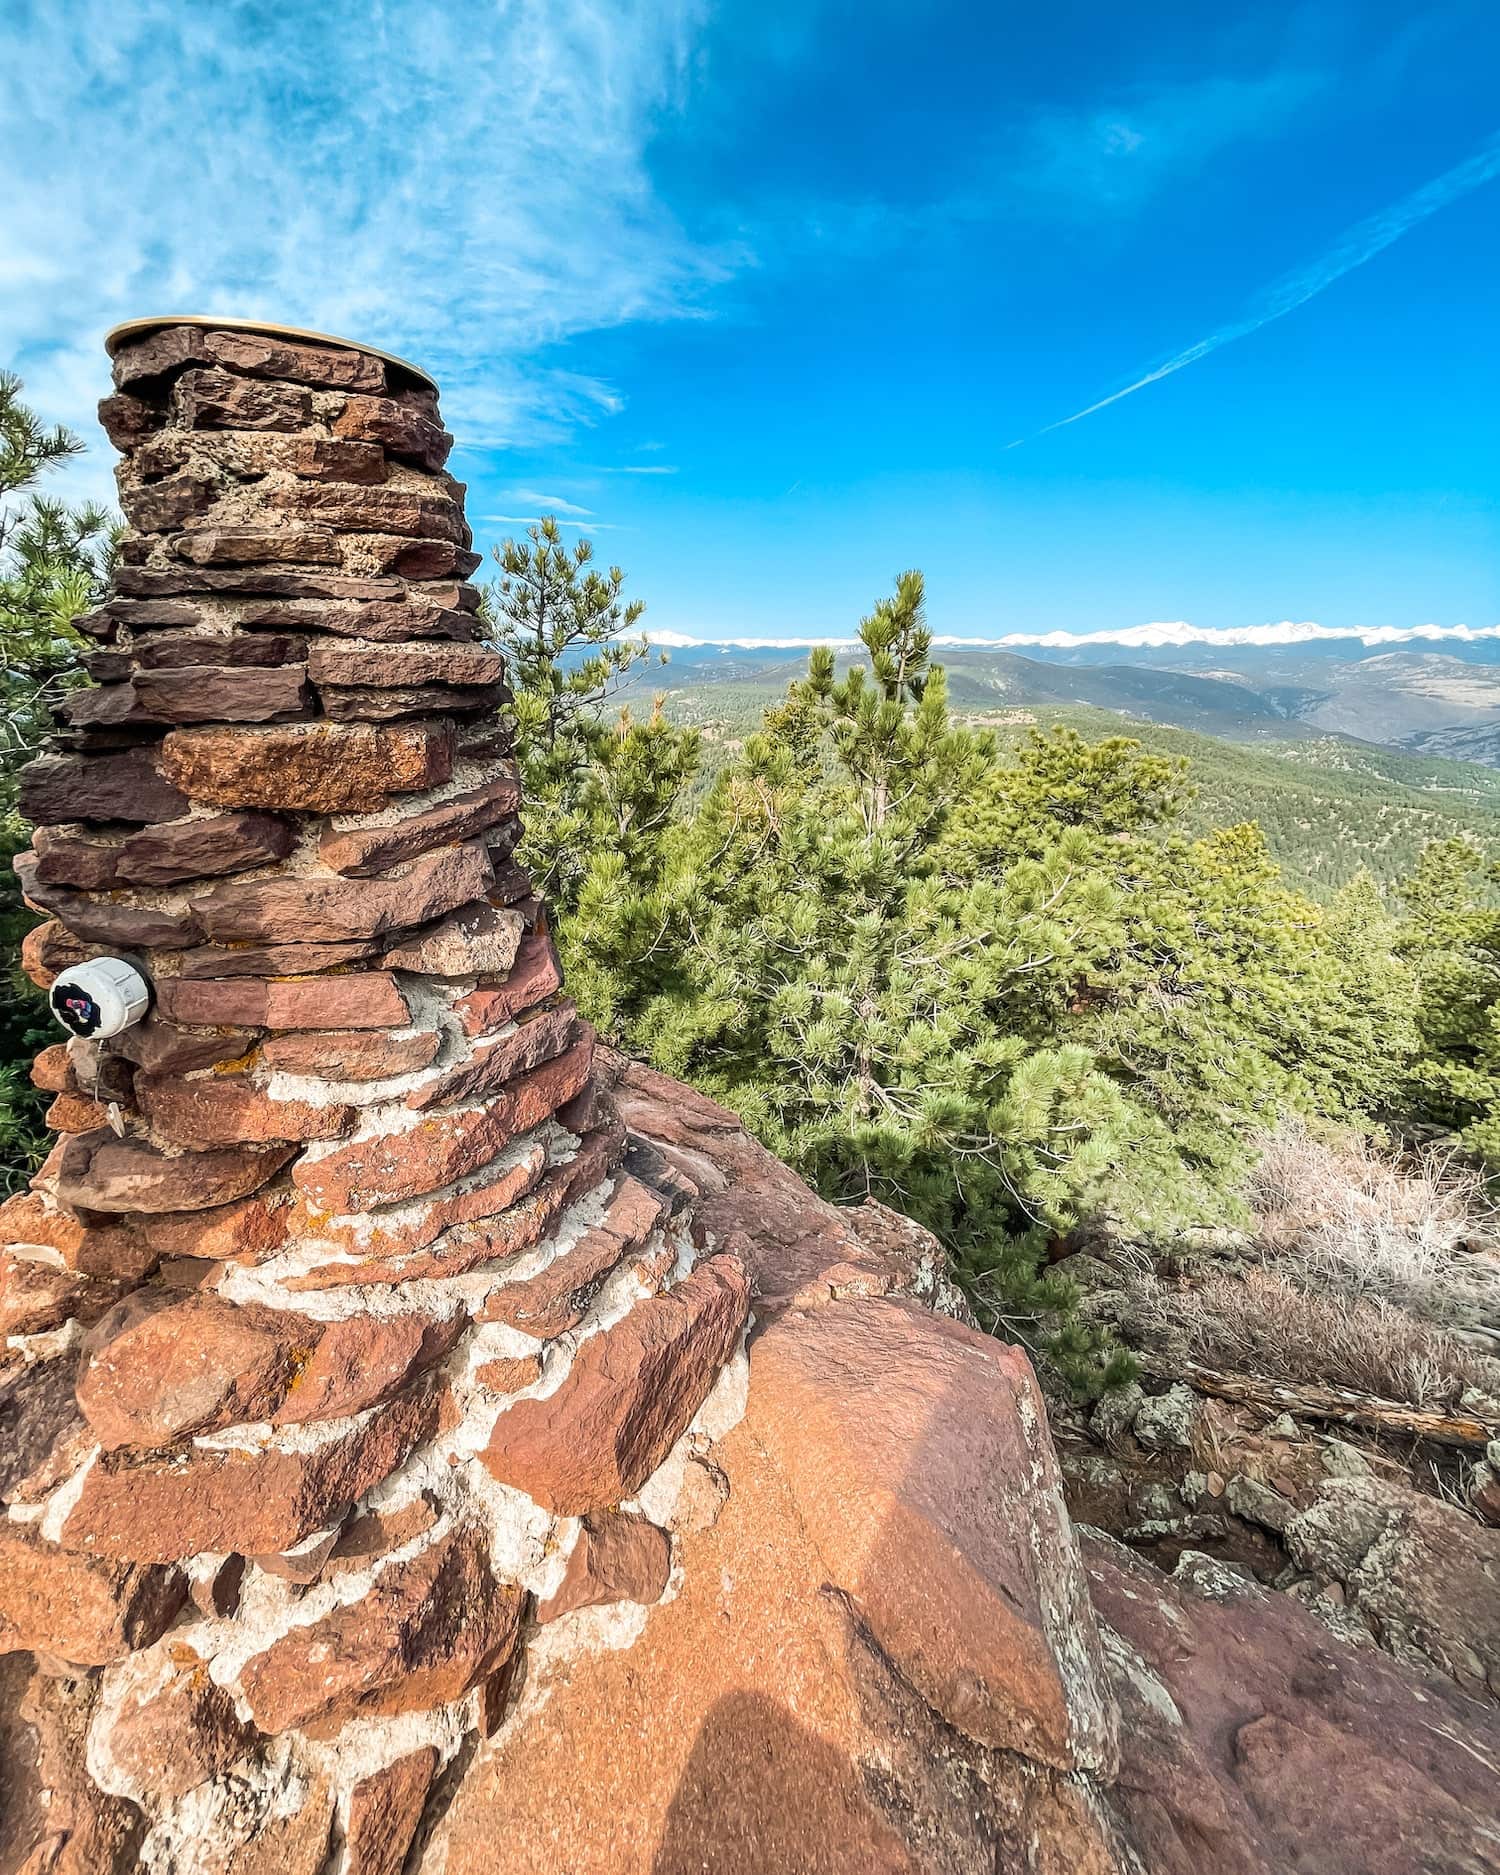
[[2, 0, 1496, 641]]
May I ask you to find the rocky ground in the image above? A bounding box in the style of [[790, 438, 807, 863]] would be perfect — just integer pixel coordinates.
[[1049, 1126, 1500, 1716]]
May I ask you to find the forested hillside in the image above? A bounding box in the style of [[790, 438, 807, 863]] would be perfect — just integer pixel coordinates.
[[642, 672, 1500, 897]]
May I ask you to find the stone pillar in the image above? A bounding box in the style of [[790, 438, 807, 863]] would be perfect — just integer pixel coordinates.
[[0, 321, 748, 1874]]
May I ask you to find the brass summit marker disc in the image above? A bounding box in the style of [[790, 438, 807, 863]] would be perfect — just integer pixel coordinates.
[[103, 315, 437, 391]]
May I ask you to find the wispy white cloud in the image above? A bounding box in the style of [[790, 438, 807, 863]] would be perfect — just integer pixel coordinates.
[[1018, 68, 1325, 219], [643, 621, 1500, 650], [508, 490, 594, 516], [0, 0, 745, 501], [619, 464, 679, 474], [1020, 129, 1500, 442], [987, 620, 1500, 651]]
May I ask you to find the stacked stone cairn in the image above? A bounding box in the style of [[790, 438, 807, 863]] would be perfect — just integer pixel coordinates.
[[0, 322, 750, 1874]]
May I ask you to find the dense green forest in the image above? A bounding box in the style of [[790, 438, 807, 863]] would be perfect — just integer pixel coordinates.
[[636, 672, 1500, 899], [4, 376, 1499, 1392]]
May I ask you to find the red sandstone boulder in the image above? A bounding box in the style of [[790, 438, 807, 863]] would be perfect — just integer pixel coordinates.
[[332, 394, 452, 470], [746, 1297, 1116, 1771], [240, 1525, 523, 1733], [481, 1254, 749, 1514]]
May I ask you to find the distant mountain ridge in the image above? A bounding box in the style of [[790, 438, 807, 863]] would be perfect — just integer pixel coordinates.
[[628, 629, 1500, 765]]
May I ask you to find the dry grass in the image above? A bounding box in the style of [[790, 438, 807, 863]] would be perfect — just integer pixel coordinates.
[[1246, 1123, 1499, 1334], [1133, 1267, 1500, 1411]]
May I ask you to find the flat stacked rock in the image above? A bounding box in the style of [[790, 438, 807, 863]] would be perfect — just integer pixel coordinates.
[[0, 322, 749, 1875]]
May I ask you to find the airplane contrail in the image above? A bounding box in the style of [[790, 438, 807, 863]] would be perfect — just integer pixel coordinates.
[[1012, 129, 1500, 445]]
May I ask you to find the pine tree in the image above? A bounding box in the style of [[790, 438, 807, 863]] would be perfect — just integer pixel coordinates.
[[1397, 838, 1500, 1164], [1, 371, 114, 1188], [480, 515, 700, 1032]]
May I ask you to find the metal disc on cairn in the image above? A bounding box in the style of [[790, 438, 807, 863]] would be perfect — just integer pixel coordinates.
[[0, 320, 748, 1874]]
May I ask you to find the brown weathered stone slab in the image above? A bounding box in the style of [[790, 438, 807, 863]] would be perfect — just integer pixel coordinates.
[[133, 633, 307, 669], [173, 367, 313, 432], [454, 932, 564, 1037], [284, 1137, 548, 1270], [110, 324, 208, 387], [112, 1018, 262, 1074], [240, 1525, 521, 1733], [132, 664, 310, 724], [292, 1037, 593, 1212], [537, 1510, 672, 1624], [18, 746, 188, 826], [320, 680, 502, 722], [78, 1290, 460, 1447], [55, 1129, 294, 1215], [259, 1027, 441, 1080], [118, 564, 406, 600], [159, 719, 453, 811], [0, 1351, 93, 1503], [172, 525, 341, 568], [157, 972, 409, 1031], [0, 1249, 115, 1336], [344, 1747, 438, 1875], [104, 597, 204, 628], [474, 1352, 544, 1394], [58, 680, 158, 729], [309, 642, 504, 688], [32, 827, 121, 888], [478, 1172, 664, 1337], [407, 1001, 578, 1112], [0, 1524, 186, 1666], [320, 773, 520, 876], [271, 484, 462, 540], [134, 1072, 355, 1148], [98, 388, 165, 447], [62, 1376, 443, 1559], [99, 1639, 257, 1803], [287, 1113, 622, 1292], [481, 1255, 748, 1514], [138, 1189, 293, 1263], [119, 468, 219, 532], [198, 840, 491, 944], [242, 597, 476, 641], [199, 328, 386, 392], [0, 1187, 157, 1280], [175, 938, 380, 976], [14, 855, 202, 948], [332, 394, 452, 470], [381, 901, 525, 976], [114, 810, 295, 884]]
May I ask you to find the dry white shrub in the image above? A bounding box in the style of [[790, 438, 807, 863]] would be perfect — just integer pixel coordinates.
[[1132, 1268, 1500, 1410], [1246, 1123, 1499, 1335]]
